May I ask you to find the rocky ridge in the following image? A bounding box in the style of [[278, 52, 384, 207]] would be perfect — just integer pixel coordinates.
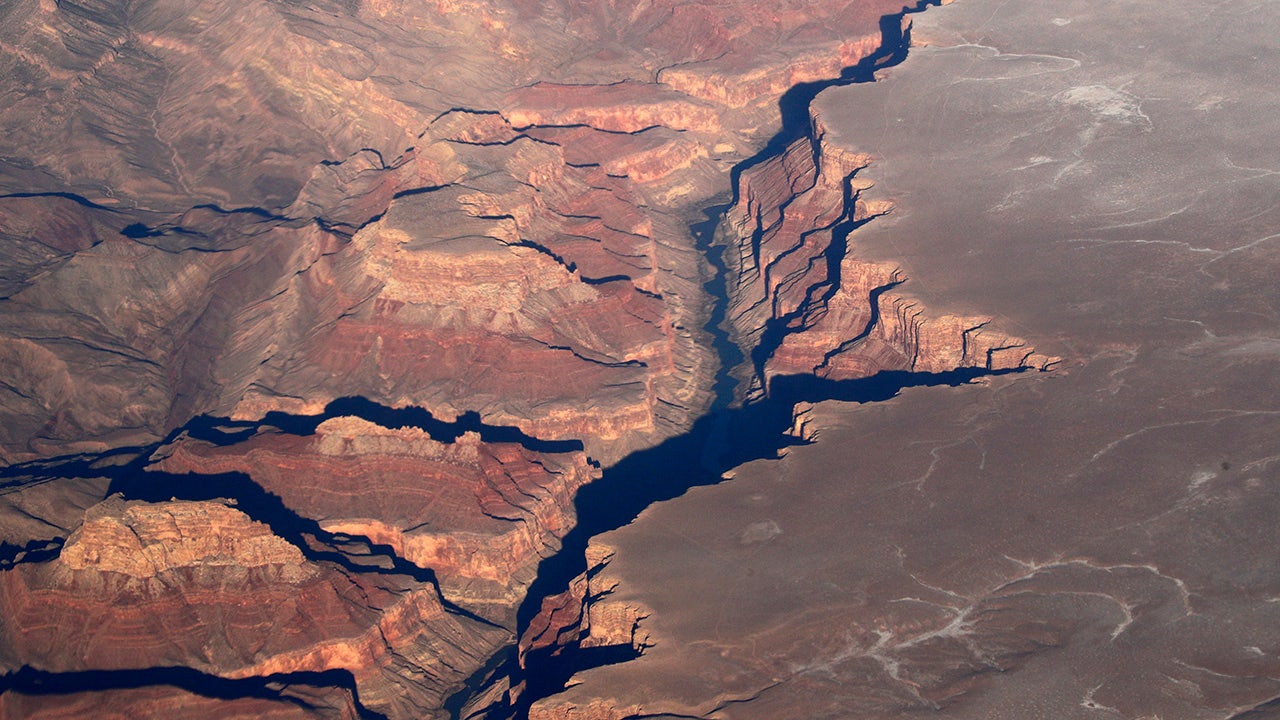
[[1, 492, 510, 719]]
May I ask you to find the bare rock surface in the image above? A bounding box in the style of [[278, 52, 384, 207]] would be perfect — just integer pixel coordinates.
[[533, 0, 1280, 717], [151, 416, 599, 617], [723, 115, 1056, 398], [0, 684, 360, 720]]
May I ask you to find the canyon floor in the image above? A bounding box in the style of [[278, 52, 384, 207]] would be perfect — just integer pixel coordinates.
[[1, 0, 1278, 719]]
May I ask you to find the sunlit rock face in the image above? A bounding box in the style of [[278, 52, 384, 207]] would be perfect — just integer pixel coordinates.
[[527, 0, 1280, 718], [0, 685, 361, 720], [151, 416, 599, 617]]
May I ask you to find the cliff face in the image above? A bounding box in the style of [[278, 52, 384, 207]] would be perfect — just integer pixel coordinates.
[[234, 118, 709, 464], [0, 392, 606, 717], [0, 685, 360, 720], [518, 105, 1063, 720], [151, 415, 598, 616], [0, 105, 709, 467], [519, 544, 651, 664], [518, 0, 1280, 717]]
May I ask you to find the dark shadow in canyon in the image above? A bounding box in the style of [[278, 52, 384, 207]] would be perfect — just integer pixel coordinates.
[[0, 666, 388, 720], [0, 395, 584, 631], [513, 0, 944, 614], [0, 539, 65, 570], [177, 395, 583, 455], [484, 2, 989, 717], [748, 185, 881, 389], [499, 367, 1024, 717], [0, 397, 560, 709]]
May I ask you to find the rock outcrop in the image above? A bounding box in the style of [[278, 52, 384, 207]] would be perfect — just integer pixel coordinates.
[[520, 544, 651, 664], [0, 685, 360, 720], [0, 0, 911, 465]]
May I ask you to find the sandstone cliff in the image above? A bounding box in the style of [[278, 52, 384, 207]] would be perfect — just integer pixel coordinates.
[[0, 0, 907, 465], [151, 414, 599, 618]]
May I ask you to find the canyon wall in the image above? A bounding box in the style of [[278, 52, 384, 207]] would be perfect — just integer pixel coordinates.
[[518, 0, 1280, 717], [723, 112, 1056, 401]]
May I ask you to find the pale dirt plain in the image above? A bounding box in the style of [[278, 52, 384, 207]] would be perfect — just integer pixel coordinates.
[[536, 1, 1280, 718]]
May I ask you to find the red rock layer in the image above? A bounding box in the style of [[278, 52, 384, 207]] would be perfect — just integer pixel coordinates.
[[0, 496, 508, 719], [725, 114, 1057, 395], [152, 416, 599, 616], [0, 2, 967, 718], [516, 543, 651, 705], [214, 120, 711, 463], [0, 0, 907, 465]]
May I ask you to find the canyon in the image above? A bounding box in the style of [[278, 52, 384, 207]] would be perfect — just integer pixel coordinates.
[[2, 0, 1276, 719], [522, 0, 1280, 718]]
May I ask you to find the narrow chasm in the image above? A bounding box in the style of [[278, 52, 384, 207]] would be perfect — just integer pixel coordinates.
[[0, 2, 1044, 717], [0, 398, 562, 622]]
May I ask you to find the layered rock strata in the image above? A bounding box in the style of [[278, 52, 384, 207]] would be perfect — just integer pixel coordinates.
[[519, 544, 652, 672], [151, 415, 599, 618], [724, 113, 1056, 399], [0, 0, 909, 465], [520, 0, 1280, 717], [0, 495, 509, 719], [0, 685, 360, 720]]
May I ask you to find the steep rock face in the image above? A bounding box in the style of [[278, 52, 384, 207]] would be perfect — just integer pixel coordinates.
[[514, 538, 650, 712], [218, 118, 710, 463], [724, 114, 1056, 396], [0, 114, 710, 464], [0, 495, 508, 719], [57, 496, 307, 575], [520, 544, 651, 659], [152, 415, 598, 617]]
